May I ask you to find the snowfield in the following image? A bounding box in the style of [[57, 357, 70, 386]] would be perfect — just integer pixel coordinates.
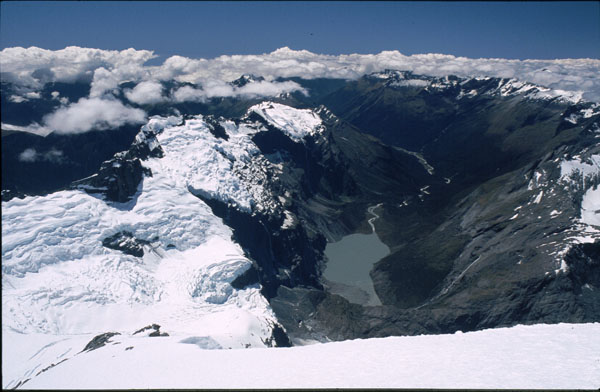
[[3, 323, 599, 389]]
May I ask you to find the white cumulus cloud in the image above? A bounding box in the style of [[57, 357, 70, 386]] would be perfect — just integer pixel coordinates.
[[124, 81, 166, 105], [171, 79, 306, 103], [237, 80, 308, 98], [42, 97, 146, 134], [172, 85, 206, 103], [90, 67, 121, 98], [9, 95, 28, 103], [24, 91, 41, 99]]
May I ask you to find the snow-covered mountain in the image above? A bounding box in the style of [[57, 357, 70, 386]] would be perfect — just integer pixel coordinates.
[[2, 111, 291, 388], [369, 69, 587, 103], [2, 47, 600, 389]]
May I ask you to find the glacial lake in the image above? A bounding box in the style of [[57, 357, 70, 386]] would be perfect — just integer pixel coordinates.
[[322, 205, 390, 306]]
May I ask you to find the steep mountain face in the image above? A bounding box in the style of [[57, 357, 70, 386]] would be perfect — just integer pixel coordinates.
[[2, 71, 599, 359], [321, 71, 585, 186], [271, 71, 600, 339], [194, 103, 432, 300]]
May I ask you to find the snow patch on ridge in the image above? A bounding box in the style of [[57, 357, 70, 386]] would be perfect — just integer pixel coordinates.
[[154, 116, 260, 212], [581, 103, 600, 118], [581, 187, 600, 226], [546, 154, 600, 274], [560, 154, 600, 189], [372, 70, 586, 104], [158, 113, 297, 214], [495, 78, 583, 104], [249, 102, 324, 141]]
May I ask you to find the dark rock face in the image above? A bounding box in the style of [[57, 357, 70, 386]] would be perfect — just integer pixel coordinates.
[[363, 123, 600, 331], [565, 241, 600, 316], [269, 324, 292, 347], [74, 152, 150, 203], [566, 241, 600, 289], [196, 195, 326, 299], [230, 265, 260, 289], [231, 74, 265, 88], [265, 73, 600, 342], [35, 359, 69, 378], [1, 124, 141, 200], [133, 324, 169, 337], [262, 322, 293, 347], [82, 332, 121, 352], [148, 330, 169, 337], [134, 324, 162, 335], [102, 231, 150, 257], [70, 122, 163, 203], [270, 286, 369, 342], [204, 115, 230, 140]]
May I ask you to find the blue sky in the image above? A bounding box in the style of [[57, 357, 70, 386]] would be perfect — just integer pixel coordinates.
[[1, 1, 599, 60]]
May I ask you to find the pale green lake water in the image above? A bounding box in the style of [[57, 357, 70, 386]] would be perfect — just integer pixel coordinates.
[[323, 230, 390, 306]]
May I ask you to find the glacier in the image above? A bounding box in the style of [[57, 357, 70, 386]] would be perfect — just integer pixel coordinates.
[[2, 107, 312, 388]]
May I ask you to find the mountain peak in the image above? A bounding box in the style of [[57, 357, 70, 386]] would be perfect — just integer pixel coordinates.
[[230, 74, 265, 87]]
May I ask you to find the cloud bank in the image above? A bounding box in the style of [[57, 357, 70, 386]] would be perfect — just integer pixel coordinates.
[[0, 46, 600, 100], [1, 46, 155, 88], [1, 46, 599, 136], [2, 46, 599, 102]]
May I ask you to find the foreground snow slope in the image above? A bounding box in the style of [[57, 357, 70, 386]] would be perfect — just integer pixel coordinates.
[[4, 323, 598, 389]]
